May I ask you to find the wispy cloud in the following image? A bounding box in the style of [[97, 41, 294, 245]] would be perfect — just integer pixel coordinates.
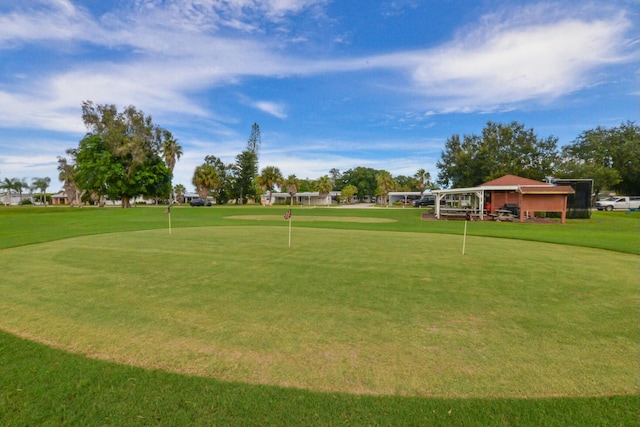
[[368, 4, 634, 112], [253, 101, 288, 119], [0, 1, 634, 132], [0, 0, 103, 46]]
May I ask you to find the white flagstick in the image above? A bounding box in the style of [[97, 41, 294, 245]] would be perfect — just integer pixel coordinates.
[[462, 219, 467, 255], [288, 214, 292, 247], [168, 210, 172, 235]]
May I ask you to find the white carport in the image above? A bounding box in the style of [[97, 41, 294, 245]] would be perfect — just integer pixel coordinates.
[[388, 191, 425, 205]]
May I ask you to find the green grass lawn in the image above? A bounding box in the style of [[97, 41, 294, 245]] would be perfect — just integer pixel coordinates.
[[0, 205, 638, 425]]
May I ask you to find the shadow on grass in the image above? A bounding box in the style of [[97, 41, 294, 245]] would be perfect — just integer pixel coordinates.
[[1, 330, 637, 426]]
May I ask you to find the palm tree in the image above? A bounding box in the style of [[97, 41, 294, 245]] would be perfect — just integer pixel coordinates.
[[14, 178, 29, 205], [173, 184, 186, 204], [256, 166, 283, 206], [31, 177, 51, 206], [58, 156, 84, 206], [162, 134, 182, 201], [0, 177, 16, 205], [414, 168, 431, 196], [282, 174, 300, 206], [162, 133, 183, 174], [375, 170, 395, 206], [315, 175, 333, 206], [192, 164, 221, 201]]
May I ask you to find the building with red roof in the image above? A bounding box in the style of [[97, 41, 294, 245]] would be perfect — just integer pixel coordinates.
[[432, 174, 576, 224]]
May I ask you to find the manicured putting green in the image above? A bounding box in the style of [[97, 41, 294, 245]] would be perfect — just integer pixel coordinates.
[[0, 226, 637, 398], [225, 214, 396, 223]]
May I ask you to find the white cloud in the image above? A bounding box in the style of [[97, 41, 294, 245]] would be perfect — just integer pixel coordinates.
[[2, 0, 631, 132], [127, 0, 328, 33], [0, 91, 84, 132], [0, 0, 101, 46], [389, 5, 634, 111], [253, 101, 288, 119]]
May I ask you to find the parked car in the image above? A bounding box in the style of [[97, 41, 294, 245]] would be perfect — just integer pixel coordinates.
[[190, 198, 211, 206], [594, 196, 640, 211], [413, 195, 436, 207]]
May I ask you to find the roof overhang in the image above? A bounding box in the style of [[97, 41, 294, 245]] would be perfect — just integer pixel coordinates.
[[433, 184, 574, 195], [518, 185, 575, 195], [432, 186, 488, 195]]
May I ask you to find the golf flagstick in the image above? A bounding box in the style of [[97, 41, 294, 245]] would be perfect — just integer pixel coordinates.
[[462, 213, 469, 255], [284, 209, 292, 247], [462, 220, 468, 255], [165, 204, 172, 235]]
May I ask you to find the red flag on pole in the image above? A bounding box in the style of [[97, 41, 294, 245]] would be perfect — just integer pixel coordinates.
[[284, 209, 291, 219]]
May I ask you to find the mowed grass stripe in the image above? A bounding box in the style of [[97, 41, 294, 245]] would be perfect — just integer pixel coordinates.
[[224, 214, 396, 223], [1, 226, 637, 398]]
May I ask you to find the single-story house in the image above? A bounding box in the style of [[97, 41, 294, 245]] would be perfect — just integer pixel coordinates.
[[432, 174, 576, 224], [50, 191, 69, 205], [1, 191, 39, 205], [262, 191, 341, 206], [1, 191, 22, 206]]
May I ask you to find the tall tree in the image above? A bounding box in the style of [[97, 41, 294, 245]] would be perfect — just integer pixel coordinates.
[[329, 168, 341, 187], [161, 132, 182, 202], [69, 135, 114, 206], [0, 177, 18, 205], [282, 174, 300, 206], [257, 166, 283, 205], [437, 121, 559, 188], [73, 101, 173, 208], [413, 168, 431, 196], [298, 178, 313, 193], [315, 175, 333, 206], [173, 184, 186, 204], [31, 177, 51, 206], [233, 150, 258, 204], [192, 164, 221, 201], [375, 170, 395, 205], [559, 121, 640, 195], [161, 132, 183, 173], [340, 167, 379, 198], [393, 175, 413, 192], [12, 177, 30, 205], [204, 155, 233, 204], [229, 123, 262, 205], [57, 156, 84, 206], [246, 122, 261, 155]]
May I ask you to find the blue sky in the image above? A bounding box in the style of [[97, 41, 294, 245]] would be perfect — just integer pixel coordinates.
[[0, 0, 638, 192]]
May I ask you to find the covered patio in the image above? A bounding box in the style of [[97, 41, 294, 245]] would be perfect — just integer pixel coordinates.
[[432, 175, 576, 224]]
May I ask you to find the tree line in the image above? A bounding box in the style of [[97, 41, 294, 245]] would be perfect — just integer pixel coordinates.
[[436, 120, 639, 197], [0, 177, 51, 205], [189, 120, 640, 205], [4, 101, 638, 208]]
